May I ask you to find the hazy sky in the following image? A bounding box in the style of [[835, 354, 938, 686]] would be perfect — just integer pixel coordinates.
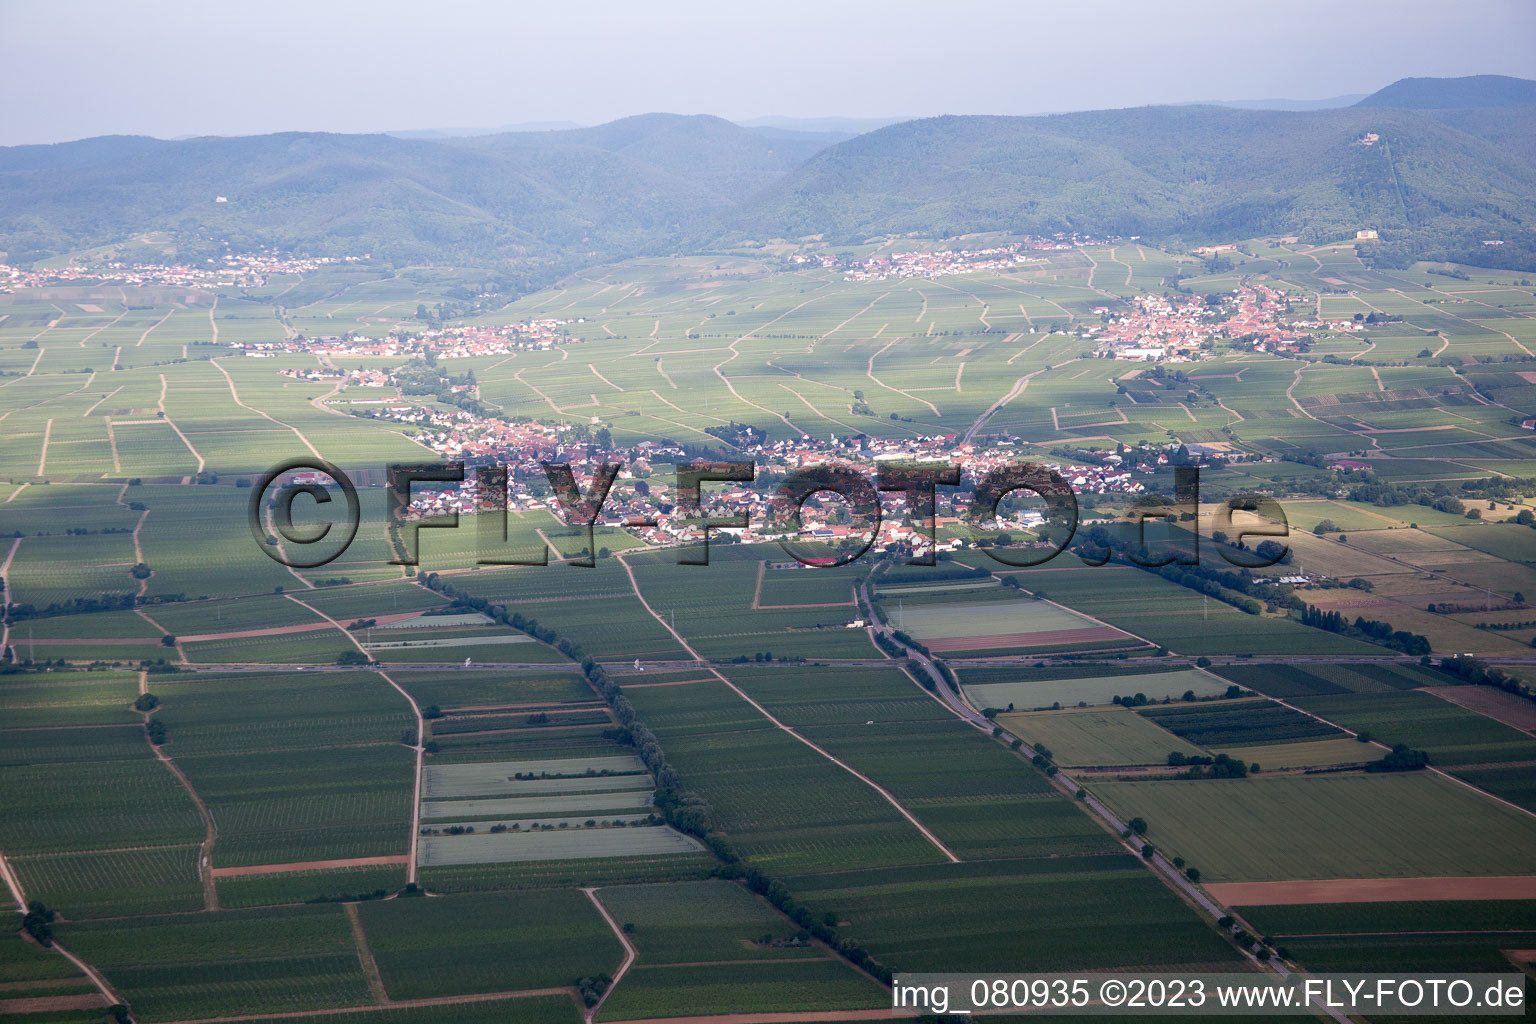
[[4, 0, 1535, 145]]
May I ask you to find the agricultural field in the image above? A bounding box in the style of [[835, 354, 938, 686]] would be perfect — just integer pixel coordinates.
[[416, 755, 706, 866], [1213, 662, 1450, 699], [961, 666, 1229, 710], [1006, 564, 1383, 656], [353, 890, 624, 1000], [1137, 698, 1346, 747], [995, 707, 1204, 766], [779, 856, 1243, 974], [1090, 773, 1536, 881], [3, 235, 1536, 1021], [56, 905, 374, 1022], [1234, 901, 1536, 978], [626, 548, 874, 661], [1290, 690, 1536, 766], [1207, 736, 1373, 769], [10, 845, 204, 919], [888, 588, 1138, 655]]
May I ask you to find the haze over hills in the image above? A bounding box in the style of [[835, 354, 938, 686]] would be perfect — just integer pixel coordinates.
[[448, 114, 839, 203], [1355, 73, 1536, 108], [717, 102, 1536, 268], [1193, 94, 1366, 111], [1, 76, 1534, 275]]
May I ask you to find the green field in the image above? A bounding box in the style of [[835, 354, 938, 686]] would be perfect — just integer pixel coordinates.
[[596, 960, 887, 1020], [995, 707, 1203, 766], [1091, 773, 1536, 881], [58, 905, 372, 1022], [1292, 690, 1536, 766], [419, 825, 704, 865], [354, 889, 624, 1000], [962, 668, 1228, 710], [1208, 737, 1373, 769], [1137, 699, 1345, 746], [595, 880, 818, 963]]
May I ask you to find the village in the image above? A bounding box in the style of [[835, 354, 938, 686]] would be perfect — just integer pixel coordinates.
[[249, 318, 578, 360], [0, 251, 365, 290], [789, 235, 1117, 281], [1088, 284, 1360, 360], [353, 395, 1239, 558]]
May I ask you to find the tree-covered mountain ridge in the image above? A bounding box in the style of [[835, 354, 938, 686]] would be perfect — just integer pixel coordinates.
[[1, 77, 1533, 271]]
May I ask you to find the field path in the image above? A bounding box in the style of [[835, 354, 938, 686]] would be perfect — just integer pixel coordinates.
[[285, 593, 427, 882], [813, 291, 889, 351], [159, 374, 207, 473], [206, 294, 219, 344], [710, 295, 831, 433], [212, 856, 409, 877], [1260, 688, 1536, 823], [583, 888, 638, 1022], [153, 988, 579, 1024], [1108, 246, 1134, 288], [0, 536, 20, 653], [961, 369, 1042, 443], [36, 418, 52, 475], [866, 338, 940, 416], [751, 560, 853, 610], [1284, 366, 1322, 421], [1389, 283, 1535, 357], [83, 386, 124, 417], [128, 500, 152, 596], [136, 308, 174, 347], [211, 359, 323, 460], [1208, 875, 1536, 906], [617, 555, 960, 863], [343, 903, 390, 1003], [140, 670, 220, 909], [778, 382, 864, 434], [712, 358, 799, 435], [589, 364, 625, 392], [0, 343, 47, 391], [0, 848, 126, 1009]]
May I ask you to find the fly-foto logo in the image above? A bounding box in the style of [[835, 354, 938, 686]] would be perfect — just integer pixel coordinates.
[[248, 459, 1289, 570]]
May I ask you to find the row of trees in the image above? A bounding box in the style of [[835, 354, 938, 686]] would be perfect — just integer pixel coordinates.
[[1299, 604, 1431, 657], [1438, 655, 1536, 708]]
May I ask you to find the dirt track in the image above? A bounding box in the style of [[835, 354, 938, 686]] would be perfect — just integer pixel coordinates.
[[210, 855, 408, 877], [0, 993, 108, 1015], [601, 1012, 918, 1024], [1206, 875, 1536, 905], [924, 625, 1125, 651]]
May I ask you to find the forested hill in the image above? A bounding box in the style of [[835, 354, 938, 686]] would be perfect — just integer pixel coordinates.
[[1355, 74, 1536, 109], [714, 104, 1536, 267], [0, 114, 834, 269], [3, 80, 1536, 272]]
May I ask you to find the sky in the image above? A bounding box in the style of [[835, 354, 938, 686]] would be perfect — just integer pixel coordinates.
[[3, 0, 1535, 146]]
